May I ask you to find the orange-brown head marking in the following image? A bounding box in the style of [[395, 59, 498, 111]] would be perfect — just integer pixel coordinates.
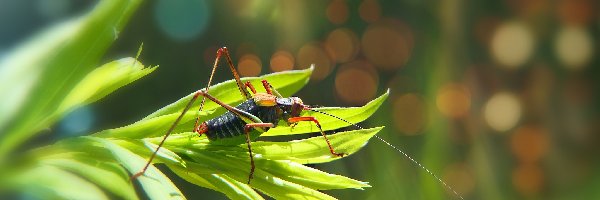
[[253, 93, 277, 106]]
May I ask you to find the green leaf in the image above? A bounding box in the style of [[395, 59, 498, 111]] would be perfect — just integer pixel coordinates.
[[82, 137, 186, 200], [0, 0, 143, 160], [143, 66, 313, 119], [254, 127, 384, 164], [57, 57, 157, 115], [257, 159, 369, 190], [41, 155, 138, 200], [114, 139, 187, 168], [94, 76, 387, 140], [94, 110, 213, 139], [93, 67, 312, 139], [15, 165, 109, 200], [180, 152, 338, 200], [171, 166, 264, 200], [264, 90, 389, 136], [153, 127, 383, 165]]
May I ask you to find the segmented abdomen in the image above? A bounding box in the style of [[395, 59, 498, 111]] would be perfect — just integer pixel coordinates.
[[204, 99, 278, 141]]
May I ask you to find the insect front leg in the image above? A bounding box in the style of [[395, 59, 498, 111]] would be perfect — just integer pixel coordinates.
[[287, 116, 346, 157], [261, 80, 283, 98]]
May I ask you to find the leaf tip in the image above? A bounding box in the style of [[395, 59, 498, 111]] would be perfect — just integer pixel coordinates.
[[135, 42, 143, 61]]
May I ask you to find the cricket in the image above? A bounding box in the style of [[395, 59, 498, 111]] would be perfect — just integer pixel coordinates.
[[130, 47, 463, 199]]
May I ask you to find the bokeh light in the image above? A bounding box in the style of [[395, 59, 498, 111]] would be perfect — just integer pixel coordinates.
[[557, 0, 595, 25], [59, 106, 95, 136], [237, 54, 262, 77], [484, 92, 522, 132], [443, 163, 475, 197], [362, 19, 413, 70], [154, 0, 210, 41], [334, 60, 378, 105], [326, 0, 348, 25], [512, 163, 544, 196], [436, 83, 471, 119], [270, 50, 294, 72], [359, 0, 381, 23], [554, 26, 594, 70], [510, 125, 549, 163], [296, 43, 333, 81], [325, 28, 359, 63], [392, 93, 426, 135], [490, 21, 535, 69]]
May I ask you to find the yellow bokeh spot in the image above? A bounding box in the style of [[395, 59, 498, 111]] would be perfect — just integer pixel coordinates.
[[270, 50, 295, 72], [238, 54, 262, 77], [490, 21, 535, 69], [436, 84, 471, 119], [393, 93, 426, 135], [484, 92, 522, 132], [334, 60, 378, 105], [297, 43, 333, 81]]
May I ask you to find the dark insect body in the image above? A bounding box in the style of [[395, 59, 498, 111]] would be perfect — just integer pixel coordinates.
[[131, 47, 464, 199], [198, 94, 303, 146]]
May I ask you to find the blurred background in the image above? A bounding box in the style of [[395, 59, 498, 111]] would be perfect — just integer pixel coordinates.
[[1, 0, 598, 199]]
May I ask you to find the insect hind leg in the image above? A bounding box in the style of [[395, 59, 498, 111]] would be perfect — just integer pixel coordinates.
[[193, 47, 253, 132]]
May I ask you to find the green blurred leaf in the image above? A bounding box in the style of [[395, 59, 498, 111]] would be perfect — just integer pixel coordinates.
[[41, 155, 138, 200], [58, 57, 157, 115], [0, 0, 143, 159], [16, 165, 109, 200], [83, 137, 186, 200]]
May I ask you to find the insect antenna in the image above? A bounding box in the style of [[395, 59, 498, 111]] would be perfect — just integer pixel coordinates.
[[307, 108, 464, 200]]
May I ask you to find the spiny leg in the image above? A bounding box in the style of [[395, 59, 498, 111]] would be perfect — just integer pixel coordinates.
[[244, 81, 257, 94], [194, 47, 253, 132], [133, 90, 261, 180], [288, 116, 345, 157], [192, 90, 272, 184], [243, 123, 274, 184], [261, 80, 282, 98], [131, 91, 203, 180]]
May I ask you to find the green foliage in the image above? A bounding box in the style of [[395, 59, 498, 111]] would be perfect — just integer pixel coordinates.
[[0, 1, 387, 199], [0, 0, 143, 159]]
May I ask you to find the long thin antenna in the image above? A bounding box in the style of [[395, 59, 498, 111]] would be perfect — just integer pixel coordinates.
[[308, 108, 464, 200]]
